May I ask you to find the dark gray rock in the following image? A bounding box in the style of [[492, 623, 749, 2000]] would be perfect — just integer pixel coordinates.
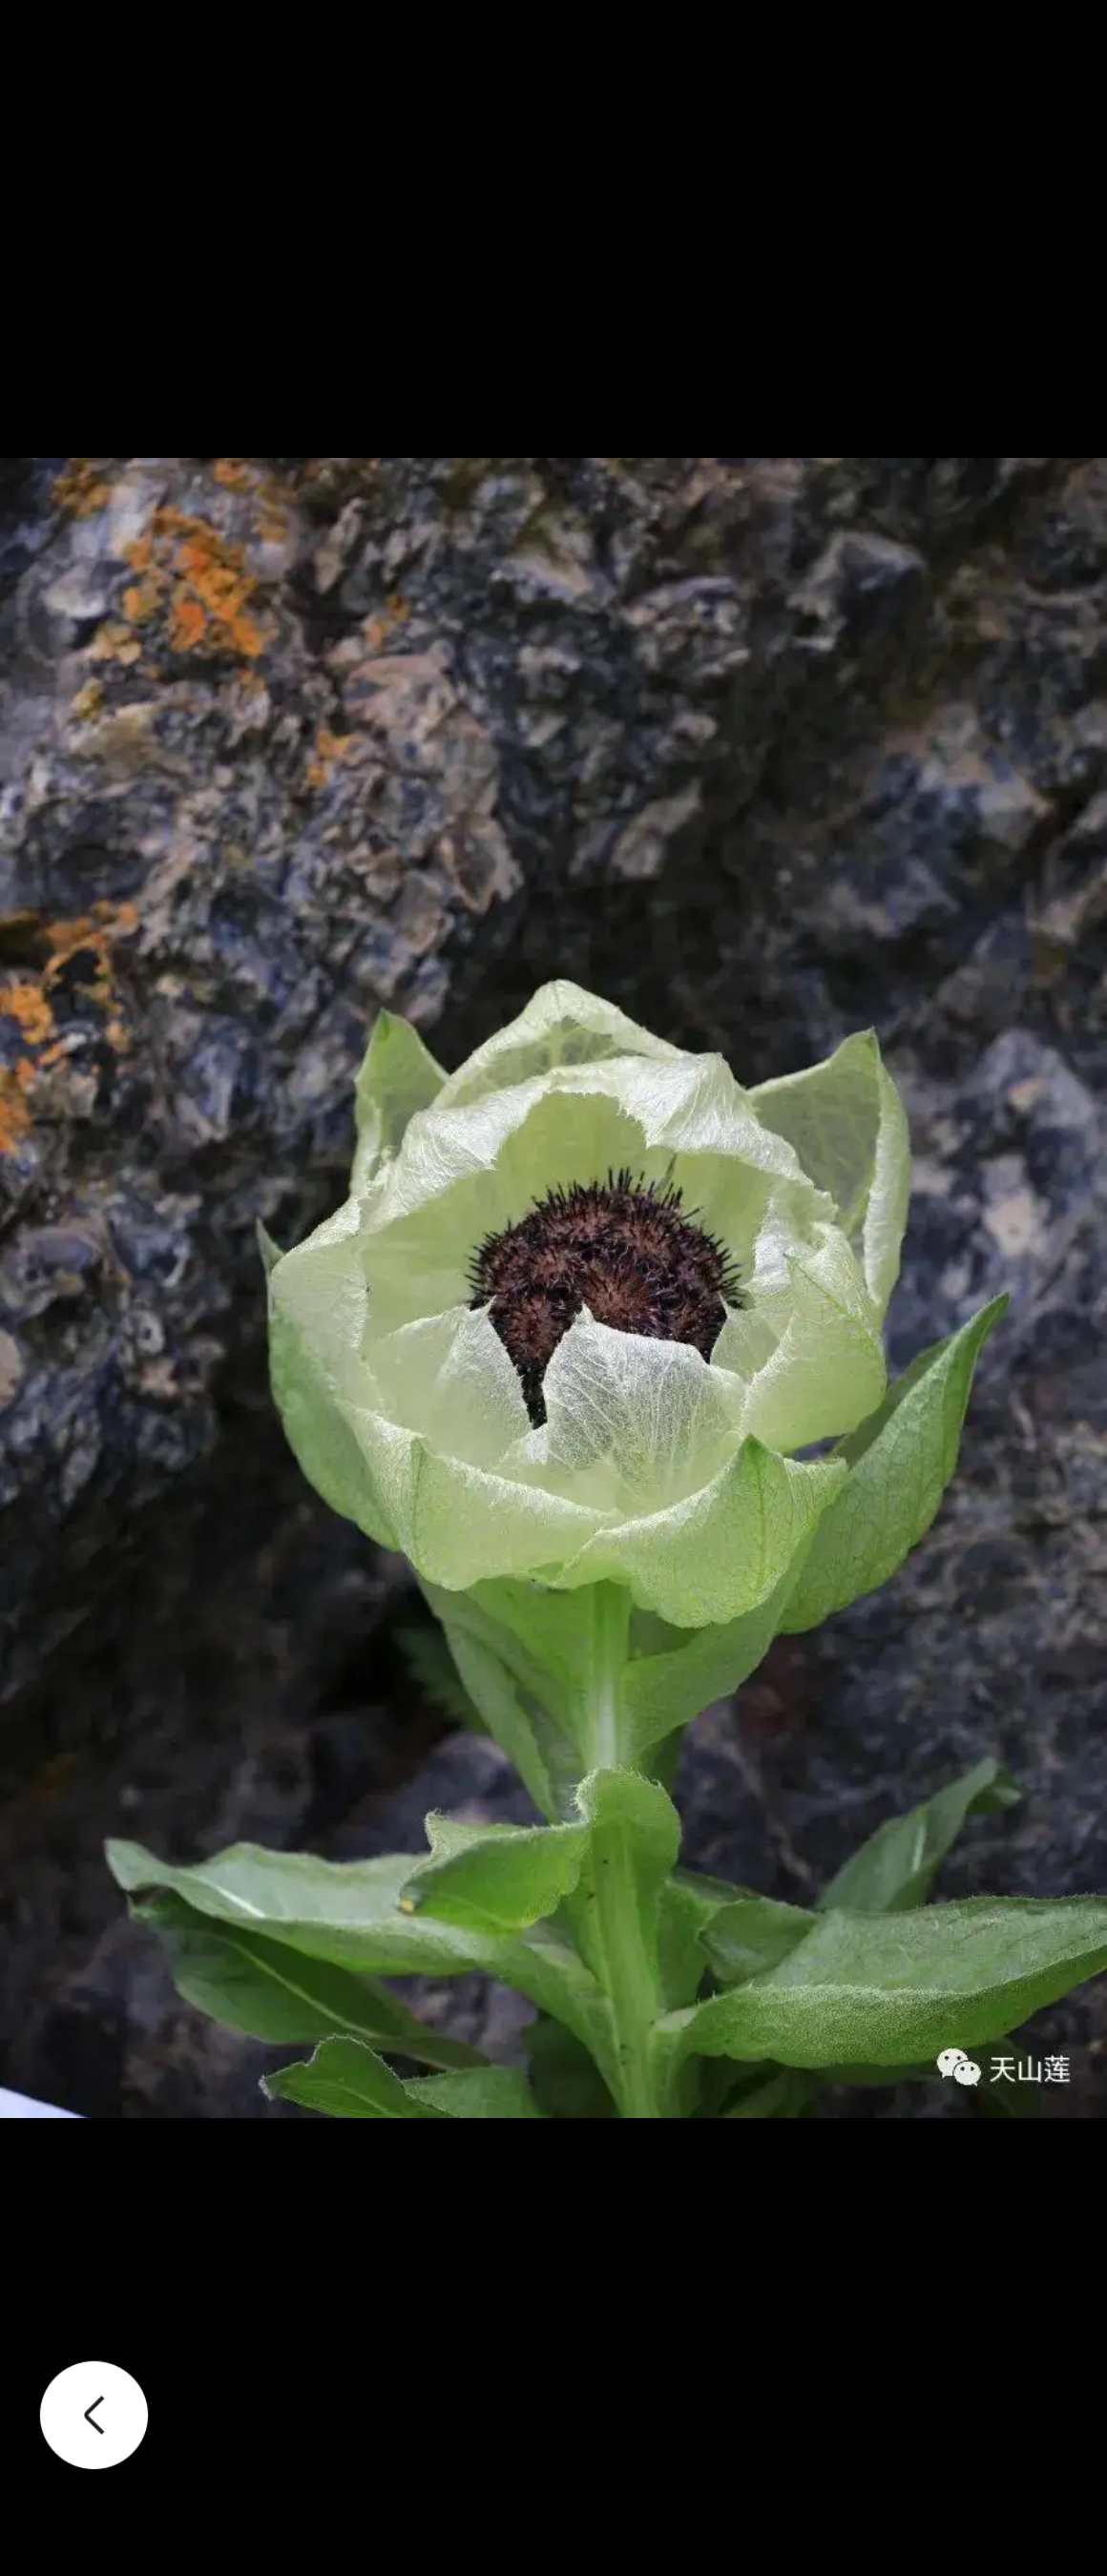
[[2, 457, 1106, 2114]]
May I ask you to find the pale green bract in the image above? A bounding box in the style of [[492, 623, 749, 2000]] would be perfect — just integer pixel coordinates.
[[268, 982, 1002, 1814]]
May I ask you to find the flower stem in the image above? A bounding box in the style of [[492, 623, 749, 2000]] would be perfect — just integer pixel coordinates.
[[583, 1584, 631, 1772], [579, 1585, 665, 2118], [590, 1821, 665, 2118]]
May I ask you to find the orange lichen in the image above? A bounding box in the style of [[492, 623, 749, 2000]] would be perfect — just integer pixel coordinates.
[[52, 458, 112, 518], [71, 678, 104, 720], [44, 900, 137, 1022], [83, 473, 294, 680], [0, 1069, 32, 1152], [0, 907, 138, 1154], [0, 982, 54, 1047], [122, 580, 158, 624], [169, 590, 208, 651], [146, 507, 270, 660], [305, 725, 355, 789]]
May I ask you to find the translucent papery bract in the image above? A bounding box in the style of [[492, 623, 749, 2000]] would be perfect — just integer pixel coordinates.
[[343, 1409, 610, 1589], [505, 1311, 744, 1516], [366, 1304, 532, 1466], [430, 977, 686, 1111], [270, 991, 922, 1623], [547, 1440, 846, 1628], [730, 1225, 887, 1452], [747, 1028, 910, 1319], [360, 1053, 824, 1334], [358, 1077, 657, 1335], [351, 1009, 447, 1194], [269, 1200, 399, 1549], [272, 1197, 369, 1396]]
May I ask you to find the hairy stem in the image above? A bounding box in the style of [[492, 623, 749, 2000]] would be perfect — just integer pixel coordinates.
[[590, 1822, 665, 2118], [578, 1586, 665, 2117]]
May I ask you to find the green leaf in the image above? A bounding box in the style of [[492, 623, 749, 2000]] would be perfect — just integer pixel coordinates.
[[815, 2059, 938, 2088], [405, 2067, 543, 2118], [263, 2037, 449, 2118], [108, 1838, 481, 1975], [263, 2043, 542, 2120], [572, 1768, 681, 1983], [421, 1577, 612, 1820], [700, 1896, 816, 1985], [425, 1565, 821, 1827], [780, 1297, 1007, 1631], [400, 1811, 590, 1932], [662, 1895, 1107, 2069], [620, 1571, 804, 1765], [819, 1758, 1021, 1915], [351, 1009, 447, 1192], [107, 1836, 605, 2062], [136, 1890, 484, 2069], [658, 1867, 745, 2010]]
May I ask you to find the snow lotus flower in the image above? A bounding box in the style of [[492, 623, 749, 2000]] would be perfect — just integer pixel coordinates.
[[266, 982, 1000, 1812]]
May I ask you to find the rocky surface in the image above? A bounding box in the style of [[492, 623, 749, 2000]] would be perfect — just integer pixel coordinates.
[[2, 456, 1105, 2115]]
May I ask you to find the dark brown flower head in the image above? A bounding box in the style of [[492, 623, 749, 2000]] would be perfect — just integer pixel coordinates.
[[469, 1168, 742, 1426]]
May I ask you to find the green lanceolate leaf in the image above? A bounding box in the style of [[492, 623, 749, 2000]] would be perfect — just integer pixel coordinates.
[[263, 2043, 542, 2120], [658, 1867, 748, 2010], [136, 1890, 485, 2069], [421, 1578, 610, 1820], [819, 1757, 1021, 1915], [404, 2067, 543, 2118], [699, 1895, 816, 1985], [780, 1296, 1008, 1632], [619, 1569, 805, 1765], [264, 2037, 449, 2118], [661, 1895, 1107, 2070], [427, 1604, 563, 1819], [399, 1811, 590, 1933], [107, 1835, 606, 2065], [425, 1570, 814, 1823], [108, 1838, 482, 1975]]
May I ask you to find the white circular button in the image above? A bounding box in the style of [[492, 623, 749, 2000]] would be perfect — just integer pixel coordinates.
[[40, 2361, 148, 2468]]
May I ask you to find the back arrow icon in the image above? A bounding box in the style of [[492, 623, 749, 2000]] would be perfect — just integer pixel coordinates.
[[84, 2397, 105, 2434]]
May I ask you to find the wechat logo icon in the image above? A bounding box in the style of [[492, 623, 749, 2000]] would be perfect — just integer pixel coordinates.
[[936, 2047, 981, 2087]]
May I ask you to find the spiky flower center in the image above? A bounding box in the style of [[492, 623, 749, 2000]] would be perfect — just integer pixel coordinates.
[[469, 1169, 741, 1426]]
